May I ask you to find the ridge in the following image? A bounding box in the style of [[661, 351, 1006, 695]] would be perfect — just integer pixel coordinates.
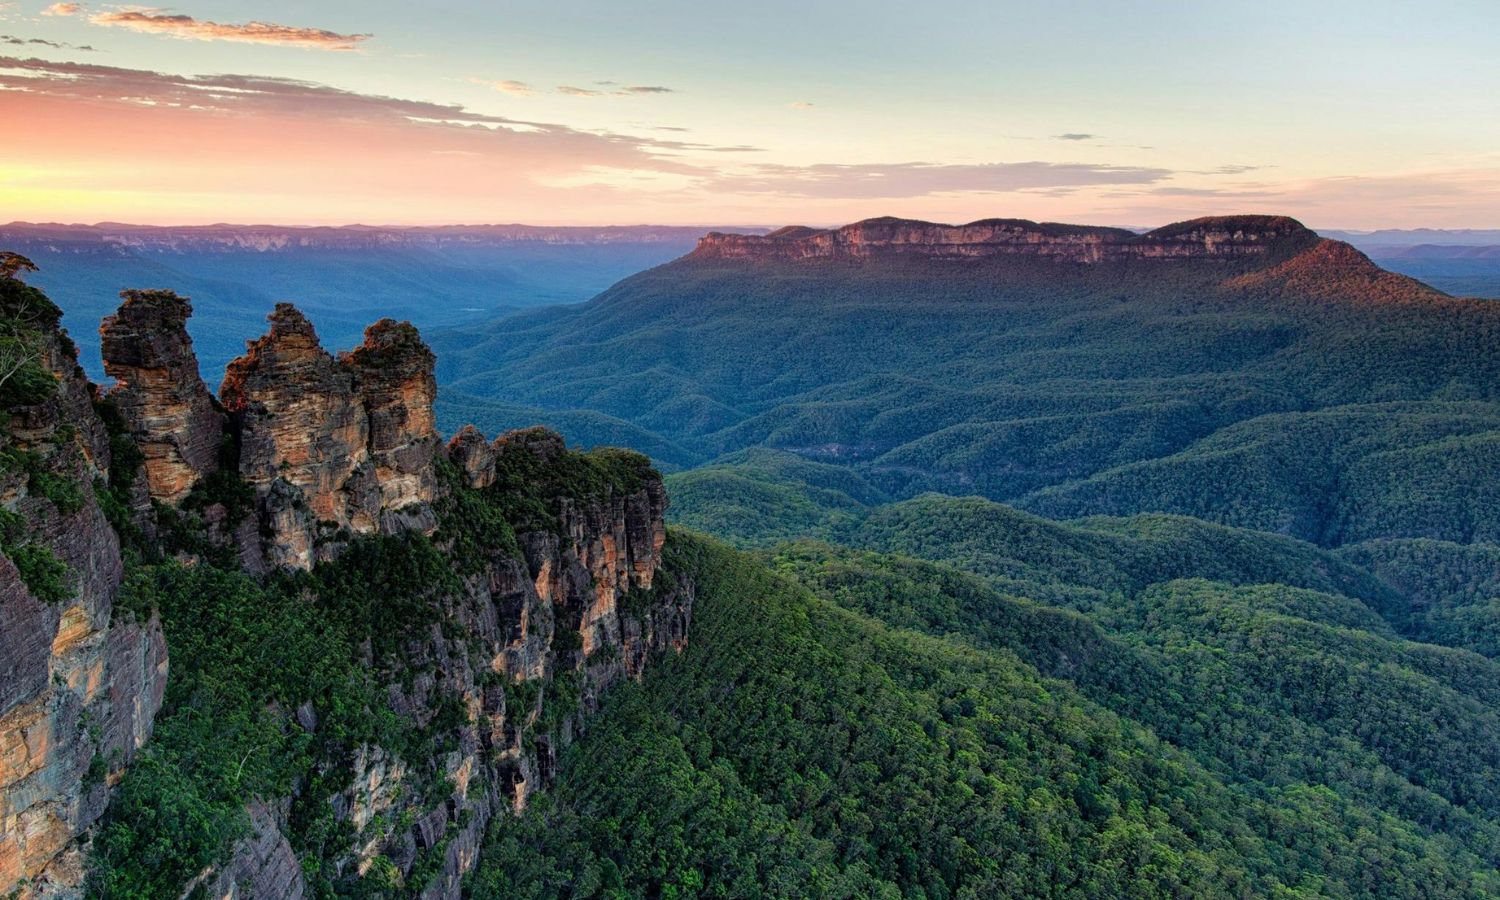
[[691, 214, 1324, 264]]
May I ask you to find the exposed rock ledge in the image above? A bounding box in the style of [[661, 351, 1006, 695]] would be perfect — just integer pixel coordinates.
[[3, 274, 687, 899], [691, 214, 1323, 263]]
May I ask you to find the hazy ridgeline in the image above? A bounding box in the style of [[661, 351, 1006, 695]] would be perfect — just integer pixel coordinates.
[[8, 216, 1500, 898], [454, 220, 1500, 895], [0, 223, 722, 381]]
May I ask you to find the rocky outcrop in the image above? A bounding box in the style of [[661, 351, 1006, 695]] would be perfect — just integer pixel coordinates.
[[220, 303, 374, 568], [220, 305, 439, 569], [200, 801, 306, 900], [351, 424, 680, 899], [198, 423, 681, 900], [4, 268, 686, 899], [98, 290, 222, 505], [340, 319, 440, 527], [1, 275, 168, 898], [691, 214, 1324, 264], [445, 425, 495, 490]]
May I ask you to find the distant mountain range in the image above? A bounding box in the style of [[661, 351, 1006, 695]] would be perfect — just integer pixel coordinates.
[[430, 214, 1500, 546], [0, 221, 768, 381], [1324, 228, 1500, 247], [0, 221, 755, 252], [3, 218, 1496, 384], [1321, 230, 1500, 296], [9, 214, 1500, 897]]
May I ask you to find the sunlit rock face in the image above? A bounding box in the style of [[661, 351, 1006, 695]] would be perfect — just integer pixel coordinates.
[[4, 277, 686, 898], [445, 425, 495, 490], [340, 318, 440, 526], [220, 304, 439, 569], [692, 214, 1323, 263], [1, 304, 167, 898], [220, 302, 372, 568], [98, 289, 223, 506]]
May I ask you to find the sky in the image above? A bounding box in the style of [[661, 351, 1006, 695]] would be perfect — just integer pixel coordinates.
[[1, 0, 1498, 228]]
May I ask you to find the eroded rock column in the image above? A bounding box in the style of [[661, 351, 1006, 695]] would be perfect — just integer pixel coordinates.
[[99, 289, 223, 505]]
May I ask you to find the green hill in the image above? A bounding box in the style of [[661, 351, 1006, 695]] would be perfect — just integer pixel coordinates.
[[432, 218, 1500, 546], [470, 531, 1500, 898]]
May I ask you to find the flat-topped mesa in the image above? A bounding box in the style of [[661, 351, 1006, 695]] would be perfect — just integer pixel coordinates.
[[221, 303, 438, 569], [691, 214, 1323, 264], [99, 289, 223, 505]]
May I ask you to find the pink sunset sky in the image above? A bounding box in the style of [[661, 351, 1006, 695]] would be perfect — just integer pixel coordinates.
[[2, 0, 1498, 228]]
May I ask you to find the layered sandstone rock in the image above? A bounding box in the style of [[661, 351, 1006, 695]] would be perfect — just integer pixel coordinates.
[[341, 319, 439, 527], [692, 214, 1324, 263], [205, 423, 680, 900], [99, 290, 222, 505], [446, 425, 495, 489], [5, 273, 685, 899], [220, 305, 439, 569], [1, 287, 168, 898], [341, 424, 678, 899], [220, 303, 372, 568]]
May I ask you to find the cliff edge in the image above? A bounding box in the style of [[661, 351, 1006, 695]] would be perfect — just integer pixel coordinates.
[[1, 261, 688, 899]]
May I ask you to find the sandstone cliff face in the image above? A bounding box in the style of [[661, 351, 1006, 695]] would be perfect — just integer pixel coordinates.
[[340, 319, 440, 526], [203, 425, 681, 900], [220, 303, 375, 569], [1, 284, 167, 898], [331, 430, 679, 900], [98, 290, 222, 506], [3, 273, 687, 899], [692, 214, 1324, 264], [220, 305, 439, 569]]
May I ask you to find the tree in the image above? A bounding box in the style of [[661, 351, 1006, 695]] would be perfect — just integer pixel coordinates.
[[0, 253, 48, 397], [0, 251, 37, 279]]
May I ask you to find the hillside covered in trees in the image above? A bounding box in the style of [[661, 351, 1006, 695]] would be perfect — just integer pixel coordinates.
[[432, 217, 1500, 548], [7, 213, 1500, 898], [452, 217, 1500, 896]]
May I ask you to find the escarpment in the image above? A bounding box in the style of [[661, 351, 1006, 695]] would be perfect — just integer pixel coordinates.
[[2, 266, 687, 898], [692, 214, 1329, 264], [1, 271, 167, 896]]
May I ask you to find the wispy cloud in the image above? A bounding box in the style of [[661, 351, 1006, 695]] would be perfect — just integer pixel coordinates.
[[15, 54, 1408, 224], [87, 9, 371, 50], [1198, 164, 1262, 175], [1055, 133, 1096, 141], [473, 79, 677, 99], [0, 55, 738, 161], [557, 83, 674, 97], [2, 33, 95, 49], [41, 2, 79, 15], [788, 101, 815, 110], [705, 161, 1173, 199], [470, 77, 535, 96]]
